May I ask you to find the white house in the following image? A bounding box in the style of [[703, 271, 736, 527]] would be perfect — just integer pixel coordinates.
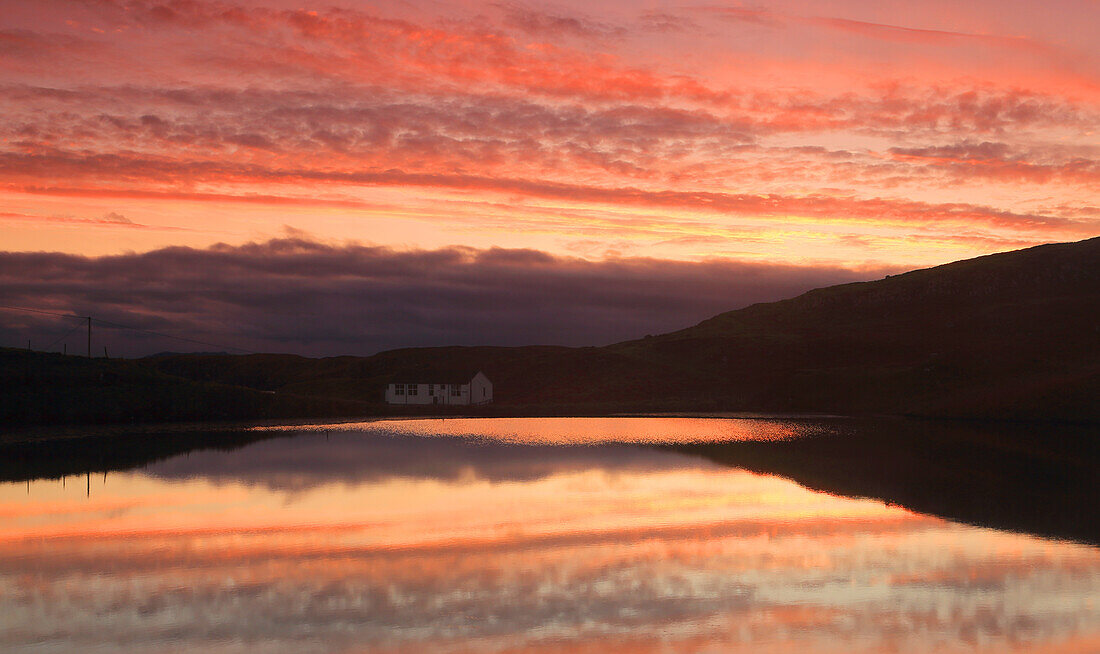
[[384, 371, 493, 406]]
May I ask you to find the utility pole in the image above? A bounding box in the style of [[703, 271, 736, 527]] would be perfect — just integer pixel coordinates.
[[87, 316, 92, 358]]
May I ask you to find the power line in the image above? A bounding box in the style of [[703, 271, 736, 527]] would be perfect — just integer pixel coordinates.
[[0, 304, 85, 320], [44, 322, 86, 351], [0, 304, 256, 355]]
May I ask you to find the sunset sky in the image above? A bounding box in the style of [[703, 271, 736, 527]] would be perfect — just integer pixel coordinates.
[[1, 0, 1097, 354]]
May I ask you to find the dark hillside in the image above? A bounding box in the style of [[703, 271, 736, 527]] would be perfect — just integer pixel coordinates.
[[31, 236, 1098, 425], [608, 237, 1100, 420], [143, 345, 690, 407], [0, 349, 372, 427]]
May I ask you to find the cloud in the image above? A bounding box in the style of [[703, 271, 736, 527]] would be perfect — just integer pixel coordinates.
[[0, 0, 1095, 269], [0, 28, 99, 59], [0, 236, 899, 356], [5, 184, 374, 209], [701, 6, 1064, 55], [145, 430, 699, 490], [702, 6, 784, 27], [0, 85, 761, 176], [2, 83, 1095, 222], [638, 11, 699, 33], [0, 149, 1088, 235], [100, 211, 133, 224], [1, 445, 1086, 654], [0, 209, 181, 230], [806, 15, 1057, 54], [888, 141, 1100, 185], [494, 2, 625, 39], [39, 0, 726, 104]]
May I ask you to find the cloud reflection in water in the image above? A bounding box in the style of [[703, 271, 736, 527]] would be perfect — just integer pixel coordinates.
[[0, 419, 1097, 653]]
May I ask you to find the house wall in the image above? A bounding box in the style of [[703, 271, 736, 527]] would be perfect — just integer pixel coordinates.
[[470, 372, 493, 405], [385, 383, 471, 405], [444, 383, 470, 406]]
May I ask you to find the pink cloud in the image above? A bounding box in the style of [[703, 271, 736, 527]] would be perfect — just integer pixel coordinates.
[[0, 208, 186, 230], [0, 0, 1095, 262]]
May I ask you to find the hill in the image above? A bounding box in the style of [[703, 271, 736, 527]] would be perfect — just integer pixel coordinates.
[[6, 237, 1098, 426], [610, 237, 1100, 421], [141, 237, 1100, 423], [0, 348, 373, 428]]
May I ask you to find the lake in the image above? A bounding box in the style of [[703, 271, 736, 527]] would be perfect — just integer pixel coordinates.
[[1, 417, 1098, 652]]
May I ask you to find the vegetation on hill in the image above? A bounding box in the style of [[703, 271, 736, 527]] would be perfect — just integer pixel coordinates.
[[5, 237, 1097, 426], [141, 237, 1100, 424], [0, 349, 373, 427], [610, 237, 1100, 421]]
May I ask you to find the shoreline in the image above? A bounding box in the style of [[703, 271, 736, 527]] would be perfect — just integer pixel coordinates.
[[5, 409, 1098, 446]]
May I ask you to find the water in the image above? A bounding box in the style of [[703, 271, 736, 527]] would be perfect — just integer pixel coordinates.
[[1, 417, 1097, 652]]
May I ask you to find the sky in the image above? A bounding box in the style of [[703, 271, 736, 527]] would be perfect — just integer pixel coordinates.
[[0, 0, 1097, 355]]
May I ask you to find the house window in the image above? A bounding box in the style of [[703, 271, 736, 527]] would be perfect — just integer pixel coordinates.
[[450, 384, 461, 396], [428, 385, 435, 396], [408, 384, 418, 396], [394, 384, 404, 396]]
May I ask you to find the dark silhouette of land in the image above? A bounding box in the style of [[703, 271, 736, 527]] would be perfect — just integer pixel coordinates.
[[672, 418, 1100, 546], [0, 424, 283, 480], [2, 236, 1098, 427], [1, 418, 1096, 546], [4, 239, 1097, 552], [0, 349, 371, 427]]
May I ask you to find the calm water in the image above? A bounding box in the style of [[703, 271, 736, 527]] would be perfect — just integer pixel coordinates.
[[1, 418, 1097, 652]]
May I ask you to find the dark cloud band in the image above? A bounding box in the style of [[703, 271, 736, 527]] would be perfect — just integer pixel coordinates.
[[0, 237, 897, 357]]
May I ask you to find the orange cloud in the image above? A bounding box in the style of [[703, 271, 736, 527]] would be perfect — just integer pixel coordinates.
[[0, 150, 1089, 235], [0, 0, 1095, 265]]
